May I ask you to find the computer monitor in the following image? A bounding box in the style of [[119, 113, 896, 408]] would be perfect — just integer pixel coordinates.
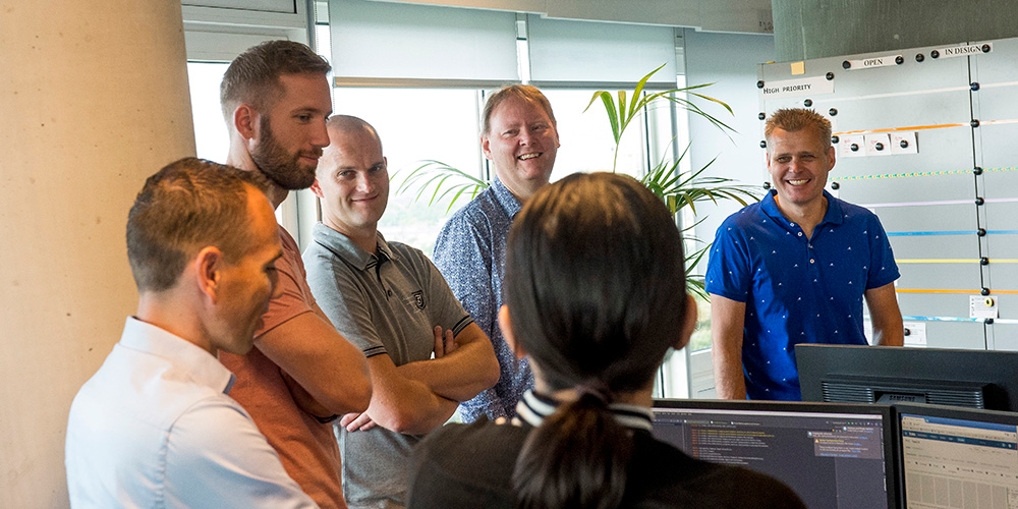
[[895, 403, 1018, 509], [796, 344, 1018, 411], [652, 399, 897, 509]]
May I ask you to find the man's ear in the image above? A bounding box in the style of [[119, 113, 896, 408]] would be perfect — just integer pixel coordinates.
[[480, 135, 493, 161], [309, 177, 324, 199], [194, 246, 225, 304], [498, 305, 527, 360], [233, 104, 258, 141], [674, 294, 698, 351]]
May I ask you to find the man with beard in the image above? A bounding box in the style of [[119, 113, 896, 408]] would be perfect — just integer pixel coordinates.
[[217, 40, 372, 509]]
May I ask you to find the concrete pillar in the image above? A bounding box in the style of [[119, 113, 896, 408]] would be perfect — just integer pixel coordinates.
[[772, 0, 1018, 61], [0, 1, 195, 506]]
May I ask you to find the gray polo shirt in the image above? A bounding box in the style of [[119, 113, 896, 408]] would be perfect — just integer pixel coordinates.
[[303, 223, 473, 509]]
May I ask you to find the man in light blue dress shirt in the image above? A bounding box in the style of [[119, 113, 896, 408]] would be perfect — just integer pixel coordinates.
[[65, 158, 317, 508]]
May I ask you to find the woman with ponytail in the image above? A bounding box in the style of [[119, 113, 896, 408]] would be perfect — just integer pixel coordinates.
[[408, 173, 805, 509]]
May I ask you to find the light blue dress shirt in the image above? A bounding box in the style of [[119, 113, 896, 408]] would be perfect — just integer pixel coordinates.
[[65, 317, 317, 508]]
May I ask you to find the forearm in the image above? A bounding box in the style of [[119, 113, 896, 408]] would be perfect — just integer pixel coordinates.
[[367, 378, 459, 435], [713, 349, 747, 399], [710, 294, 748, 400], [872, 316, 904, 346], [398, 339, 499, 402], [865, 283, 904, 346]]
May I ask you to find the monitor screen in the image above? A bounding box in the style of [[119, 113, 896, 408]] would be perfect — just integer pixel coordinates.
[[896, 403, 1018, 509], [651, 399, 896, 509], [797, 344, 1018, 411]]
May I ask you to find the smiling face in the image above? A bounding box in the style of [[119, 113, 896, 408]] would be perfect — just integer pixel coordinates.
[[312, 123, 389, 247], [209, 187, 283, 355], [482, 96, 560, 201], [250, 73, 333, 190], [766, 127, 836, 214]]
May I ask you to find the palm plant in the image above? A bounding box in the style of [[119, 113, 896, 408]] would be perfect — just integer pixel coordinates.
[[394, 160, 488, 213], [586, 63, 760, 297], [393, 65, 761, 297]]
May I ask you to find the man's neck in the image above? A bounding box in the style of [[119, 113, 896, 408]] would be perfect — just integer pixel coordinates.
[[323, 217, 377, 255], [135, 292, 215, 356], [226, 145, 288, 209], [774, 194, 828, 239]]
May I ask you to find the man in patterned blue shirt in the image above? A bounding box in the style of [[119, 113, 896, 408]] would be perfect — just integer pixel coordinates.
[[706, 108, 904, 401], [433, 85, 560, 422]]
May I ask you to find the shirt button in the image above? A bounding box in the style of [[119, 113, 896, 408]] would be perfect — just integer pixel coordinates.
[[810, 259, 815, 264], [387, 289, 393, 297], [797, 232, 803, 237]]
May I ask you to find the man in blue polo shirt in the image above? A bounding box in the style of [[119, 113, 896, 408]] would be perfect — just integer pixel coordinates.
[[706, 108, 904, 401]]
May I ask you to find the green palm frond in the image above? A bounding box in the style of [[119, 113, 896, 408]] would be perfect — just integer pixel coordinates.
[[393, 160, 489, 213]]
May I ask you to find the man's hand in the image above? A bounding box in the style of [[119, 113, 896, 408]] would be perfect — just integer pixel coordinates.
[[433, 325, 457, 358], [340, 411, 378, 432]]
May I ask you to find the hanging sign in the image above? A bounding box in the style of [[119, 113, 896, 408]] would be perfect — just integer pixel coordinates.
[[759, 76, 834, 100], [845, 54, 902, 70]]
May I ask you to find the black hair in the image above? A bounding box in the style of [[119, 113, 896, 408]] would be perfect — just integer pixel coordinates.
[[506, 172, 688, 509]]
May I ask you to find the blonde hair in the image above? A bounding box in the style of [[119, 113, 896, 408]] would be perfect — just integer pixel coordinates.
[[764, 108, 832, 148]]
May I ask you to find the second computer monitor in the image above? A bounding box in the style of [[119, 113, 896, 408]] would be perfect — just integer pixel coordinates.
[[652, 399, 897, 509], [895, 403, 1018, 509], [796, 344, 1018, 411]]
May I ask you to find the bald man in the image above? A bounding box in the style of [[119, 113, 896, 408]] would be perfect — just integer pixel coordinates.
[[303, 116, 499, 509]]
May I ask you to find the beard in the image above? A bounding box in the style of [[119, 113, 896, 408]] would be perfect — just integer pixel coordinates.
[[250, 116, 320, 191]]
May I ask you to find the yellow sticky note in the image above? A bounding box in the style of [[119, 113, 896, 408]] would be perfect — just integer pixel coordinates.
[[790, 61, 805, 75]]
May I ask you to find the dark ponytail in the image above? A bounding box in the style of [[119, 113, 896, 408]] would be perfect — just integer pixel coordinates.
[[503, 173, 688, 509], [513, 392, 633, 509]]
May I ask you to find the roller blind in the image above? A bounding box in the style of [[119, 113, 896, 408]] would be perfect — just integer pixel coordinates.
[[329, 0, 519, 86], [527, 14, 677, 87]]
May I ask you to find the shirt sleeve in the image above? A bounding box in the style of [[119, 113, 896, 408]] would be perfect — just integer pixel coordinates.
[[165, 398, 319, 509], [305, 256, 387, 358], [257, 229, 315, 339], [705, 220, 752, 303], [866, 215, 900, 289]]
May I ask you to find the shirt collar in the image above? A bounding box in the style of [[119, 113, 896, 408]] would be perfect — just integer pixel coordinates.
[[311, 222, 394, 271], [491, 176, 523, 220], [120, 316, 235, 395], [760, 189, 844, 229], [513, 390, 654, 432]]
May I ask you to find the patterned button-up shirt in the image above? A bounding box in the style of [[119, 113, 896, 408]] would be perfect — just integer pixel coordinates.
[[433, 176, 534, 422]]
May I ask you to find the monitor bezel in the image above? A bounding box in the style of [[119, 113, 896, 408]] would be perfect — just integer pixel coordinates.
[[652, 398, 899, 509], [796, 344, 1018, 411]]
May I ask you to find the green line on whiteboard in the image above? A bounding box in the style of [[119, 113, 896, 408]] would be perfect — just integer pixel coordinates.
[[835, 166, 1018, 181]]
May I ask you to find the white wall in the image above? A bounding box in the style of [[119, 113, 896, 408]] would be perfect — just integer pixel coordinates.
[[685, 28, 776, 252]]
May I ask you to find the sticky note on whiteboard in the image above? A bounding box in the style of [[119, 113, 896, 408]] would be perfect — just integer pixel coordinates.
[[839, 134, 866, 158], [790, 61, 805, 75], [890, 132, 918, 154], [902, 321, 927, 346], [864, 133, 892, 156]]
